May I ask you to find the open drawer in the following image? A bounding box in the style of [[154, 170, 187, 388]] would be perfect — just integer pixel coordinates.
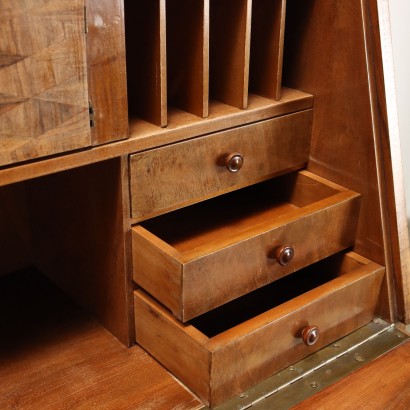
[[132, 171, 361, 321], [134, 252, 385, 407], [129, 110, 312, 221]]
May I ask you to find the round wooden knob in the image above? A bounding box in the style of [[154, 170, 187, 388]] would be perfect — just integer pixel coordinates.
[[275, 245, 294, 266], [301, 325, 320, 346], [225, 153, 243, 173]]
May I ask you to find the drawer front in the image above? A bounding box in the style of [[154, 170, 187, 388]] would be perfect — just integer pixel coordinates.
[[133, 176, 361, 321], [130, 110, 312, 221], [134, 254, 385, 407]]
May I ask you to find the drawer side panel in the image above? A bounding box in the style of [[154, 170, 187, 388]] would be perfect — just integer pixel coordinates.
[[134, 290, 211, 405], [132, 226, 183, 317]]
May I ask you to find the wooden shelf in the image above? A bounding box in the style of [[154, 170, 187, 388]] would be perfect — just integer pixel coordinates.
[[0, 88, 312, 187], [0, 269, 202, 410]]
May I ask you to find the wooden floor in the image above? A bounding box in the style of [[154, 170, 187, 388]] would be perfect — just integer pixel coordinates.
[[1, 269, 409, 410], [0, 269, 201, 410]]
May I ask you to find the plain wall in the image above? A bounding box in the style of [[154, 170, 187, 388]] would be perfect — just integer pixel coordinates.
[[389, 0, 410, 227]]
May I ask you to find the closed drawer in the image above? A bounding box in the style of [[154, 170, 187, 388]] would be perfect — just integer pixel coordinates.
[[134, 252, 385, 407], [129, 110, 312, 221], [132, 171, 361, 321]]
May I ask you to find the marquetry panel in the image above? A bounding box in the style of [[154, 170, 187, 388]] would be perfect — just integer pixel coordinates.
[[0, 0, 90, 166]]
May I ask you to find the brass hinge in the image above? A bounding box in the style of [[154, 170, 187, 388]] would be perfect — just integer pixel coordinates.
[[89, 100, 95, 128], [84, 6, 88, 34]]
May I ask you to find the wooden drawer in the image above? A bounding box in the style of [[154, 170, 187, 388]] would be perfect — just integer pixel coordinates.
[[134, 252, 384, 407], [129, 110, 312, 221], [132, 171, 361, 321]]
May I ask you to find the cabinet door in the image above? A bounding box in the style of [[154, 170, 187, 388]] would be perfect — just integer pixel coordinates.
[[0, 0, 91, 166]]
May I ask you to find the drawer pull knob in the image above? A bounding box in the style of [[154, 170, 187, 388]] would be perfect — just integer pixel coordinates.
[[275, 245, 294, 266], [225, 153, 243, 173], [301, 325, 320, 346]]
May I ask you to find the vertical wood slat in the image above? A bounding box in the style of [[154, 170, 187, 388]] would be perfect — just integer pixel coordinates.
[[167, 0, 209, 118], [249, 0, 286, 101], [86, 0, 129, 144], [0, 0, 91, 166], [126, 0, 167, 127], [210, 0, 252, 109]]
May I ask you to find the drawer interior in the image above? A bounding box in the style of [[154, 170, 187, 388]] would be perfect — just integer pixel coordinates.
[[190, 251, 366, 337], [135, 251, 384, 406], [141, 170, 353, 254]]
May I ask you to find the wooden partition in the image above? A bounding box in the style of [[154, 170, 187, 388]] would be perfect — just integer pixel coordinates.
[[26, 158, 133, 346], [249, 0, 286, 100], [209, 0, 252, 109], [126, 0, 167, 127], [167, 0, 209, 118], [125, 0, 288, 124]]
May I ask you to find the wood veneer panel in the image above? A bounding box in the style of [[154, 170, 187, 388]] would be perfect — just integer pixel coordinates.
[[86, 0, 129, 144], [0, 0, 90, 166], [210, 0, 252, 109], [26, 159, 132, 346], [167, 0, 209, 118], [283, 0, 396, 319], [284, 0, 384, 263], [0, 270, 201, 410], [125, 0, 167, 127], [250, 0, 286, 100]]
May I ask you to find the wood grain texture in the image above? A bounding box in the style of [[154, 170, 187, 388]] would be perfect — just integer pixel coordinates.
[[133, 171, 361, 321], [26, 158, 133, 346], [0, 88, 313, 187], [0, 269, 202, 410], [0, 0, 90, 166], [250, 0, 286, 100], [134, 290, 211, 404], [125, 0, 167, 127], [284, 0, 384, 265], [293, 341, 410, 410], [210, 0, 252, 109], [283, 0, 398, 322], [208, 261, 384, 405], [86, 0, 129, 144], [167, 0, 209, 118], [133, 225, 183, 316], [135, 253, 384, 407], [130, 109, 313, 221]]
